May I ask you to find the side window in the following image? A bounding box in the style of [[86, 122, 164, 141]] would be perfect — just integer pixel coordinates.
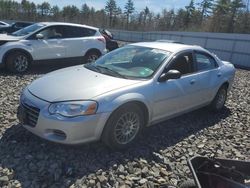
[[38, 26, 63, 39], [168, 52, 194, 75], [195, 52, 217, 71], [64, 26, 96, 38], [83, 28, 96, 36]]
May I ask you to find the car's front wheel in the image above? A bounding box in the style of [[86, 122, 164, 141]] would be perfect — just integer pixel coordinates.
[[102, 104, 144, 150], [210, 85, 228, 112], [6, 51, 30, 73]]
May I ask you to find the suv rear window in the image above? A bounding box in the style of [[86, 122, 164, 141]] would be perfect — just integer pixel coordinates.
[[64, 26, 96, 38]]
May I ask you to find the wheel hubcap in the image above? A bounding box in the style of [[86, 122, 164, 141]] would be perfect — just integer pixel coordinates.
[[87, 54, 98, 63], [216, 89, 226, 109], [114, 112, 140, 145], [14, 55, 28, 72]]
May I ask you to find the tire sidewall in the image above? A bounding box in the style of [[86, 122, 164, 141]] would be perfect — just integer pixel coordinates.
[[211, 85, 228, 111], [6, 51, 30, 73], [102, 104, 144, 150]]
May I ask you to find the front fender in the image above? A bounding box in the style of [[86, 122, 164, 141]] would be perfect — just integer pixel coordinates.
[[0, 41, 33, 63], [97, 92, 153, 124]]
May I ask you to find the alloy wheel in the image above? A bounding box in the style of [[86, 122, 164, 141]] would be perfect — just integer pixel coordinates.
[[14, 55, 29, 72], [216, 88, 226, 109], [114, 112, 140, 145], [87, 54, 99, 63]]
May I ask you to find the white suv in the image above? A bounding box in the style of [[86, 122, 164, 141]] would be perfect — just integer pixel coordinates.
[[0, 22, 106, 73]]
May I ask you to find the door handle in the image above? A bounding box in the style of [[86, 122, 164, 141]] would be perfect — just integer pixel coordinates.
[[190, 79, 196, 85], [217, 73, 222, 77]]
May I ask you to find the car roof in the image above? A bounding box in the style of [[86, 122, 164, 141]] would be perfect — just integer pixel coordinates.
[[130, 42, 206, 53], [39, 22, 99, 31]]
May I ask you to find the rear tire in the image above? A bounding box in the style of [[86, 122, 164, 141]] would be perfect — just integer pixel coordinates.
[[102, 104, 144, 150], [85, 50, 101, 63], [6, 51, 30, 73], [210, 85, 228, 112]]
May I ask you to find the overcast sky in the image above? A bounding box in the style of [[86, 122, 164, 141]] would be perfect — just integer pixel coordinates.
[[16, 0, 203, 13]]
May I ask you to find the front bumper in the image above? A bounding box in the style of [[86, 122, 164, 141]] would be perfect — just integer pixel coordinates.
[[18, 88, 110, 144]]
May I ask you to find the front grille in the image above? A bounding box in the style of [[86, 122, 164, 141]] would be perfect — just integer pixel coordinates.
[[22, 102, 40, 127]]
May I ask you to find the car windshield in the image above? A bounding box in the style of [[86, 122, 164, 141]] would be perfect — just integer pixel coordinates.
[[85, 45, 171, 79], [11, 23, 45, 36]]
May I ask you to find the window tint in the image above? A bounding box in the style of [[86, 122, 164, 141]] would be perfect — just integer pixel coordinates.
[[64, 26, 96, 38], [168, 52, 194, 75], [0, 22, 5, 25], [195, 52, 217, 71]]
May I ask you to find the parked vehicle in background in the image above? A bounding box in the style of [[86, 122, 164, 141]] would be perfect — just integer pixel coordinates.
[[100, 29, 119, 51], [0, 21, 10, 27], [0, 21, 34, 34], [0, 22, 106, 73], [17, 42, 235, 150]]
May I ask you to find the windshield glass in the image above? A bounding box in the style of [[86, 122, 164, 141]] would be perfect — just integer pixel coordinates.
[[85, 45, 171, 79], [11, 23, 45, 36]]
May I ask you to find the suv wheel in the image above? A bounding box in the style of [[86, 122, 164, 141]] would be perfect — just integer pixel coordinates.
[[102, 104, 144, 150], [85, 51, 100, 63], [6, 51, 30, 73]]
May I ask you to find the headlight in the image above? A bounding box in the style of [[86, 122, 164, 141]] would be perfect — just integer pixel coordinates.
[[49, 101, 98, 117]]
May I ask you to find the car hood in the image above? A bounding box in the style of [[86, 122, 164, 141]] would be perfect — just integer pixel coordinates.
[[28, 65, 142, 102], [0, 34, 23, 41]]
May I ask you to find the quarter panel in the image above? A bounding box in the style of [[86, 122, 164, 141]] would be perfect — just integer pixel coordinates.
[[94, 81, 154, 125]]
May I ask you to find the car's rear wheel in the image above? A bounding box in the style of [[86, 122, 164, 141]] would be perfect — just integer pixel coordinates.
[[210, 85, 228, 112], [6, 51, 30, 73], [85, 51, 101, 63], [102, 104, 144, 150]]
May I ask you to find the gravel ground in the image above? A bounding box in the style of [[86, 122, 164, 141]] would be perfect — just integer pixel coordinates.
[[0, 63, 249, 188]]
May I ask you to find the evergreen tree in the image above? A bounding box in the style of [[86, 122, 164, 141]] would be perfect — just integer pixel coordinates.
[[198, 0, 214, 23], [227, 0, 245, 32], [124, 0, 135, 28], [105, 0, 117, 27]]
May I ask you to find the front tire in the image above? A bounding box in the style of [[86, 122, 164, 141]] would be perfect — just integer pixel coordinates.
[[102, 104, 144, 150], [210, 85, 228, 112], [6, 51, 30, 73]]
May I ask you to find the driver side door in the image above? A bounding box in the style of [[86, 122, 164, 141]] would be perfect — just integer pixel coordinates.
[[152, 51, 202, 122], [28, 26, 66, 60]]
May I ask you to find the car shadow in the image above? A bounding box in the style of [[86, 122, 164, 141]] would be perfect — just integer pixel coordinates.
[[0, 107, 231, 187], [0, 61, 85, 76]]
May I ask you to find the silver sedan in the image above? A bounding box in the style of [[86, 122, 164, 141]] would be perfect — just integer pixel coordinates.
[[17, 42, 236, 149]]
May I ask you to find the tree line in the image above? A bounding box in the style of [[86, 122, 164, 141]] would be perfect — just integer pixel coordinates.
[[0, 0, 249, 33]]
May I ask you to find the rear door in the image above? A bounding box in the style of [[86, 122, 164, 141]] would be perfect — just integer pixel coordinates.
[[62, 26, 98, 58], [193, 50, 221, 103]]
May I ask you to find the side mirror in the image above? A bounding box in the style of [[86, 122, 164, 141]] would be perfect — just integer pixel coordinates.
[[36, 33, 44, 39], [158, 69, 181, 82]]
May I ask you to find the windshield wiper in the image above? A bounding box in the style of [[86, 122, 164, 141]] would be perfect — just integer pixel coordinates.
[[96, 65, 127, 79], [84, 63, 101, 73]]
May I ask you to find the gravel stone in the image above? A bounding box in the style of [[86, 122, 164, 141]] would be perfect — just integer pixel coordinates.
[[0, 66, 249, 188]]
